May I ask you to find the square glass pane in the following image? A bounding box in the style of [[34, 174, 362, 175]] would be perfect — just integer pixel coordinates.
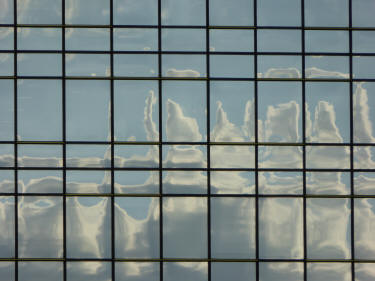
[[0, 197, 14, 258], [211, 171, 255, 194], [65, 0, 109, 24], [162, 81, 206, 142], [0, 28, 13, 50], [258, 30, 301, 52], [305, 0, 348, 27], [306, 146, 350, 169], [211, 263, 256, 281], [0, 80, 13, 141], [66, 171, 111, 194], [355, 263, 375, 281], [259, 262, 303, 281], [114, 28, 158, 51], [258, 145, 302, 168], [163, 171, 207, 194], [17, 28, 61, 50], [115, 197, 159, 258], [114, 0, 158, 25], [18, 196, 63, 258], [163, 145, 207, 168], [66, 54, 110, 77], [66, 145, 111, 168], [306, 82, 350, 143], [0, 0, 13, 24], [0, 170, 14, 193], [211, 145, 255, 168], [0, 262, 14, 281], [210, 81, 254, 142], [162, 29, 205, 51], [305, 56, 349, 79], [210, 0, 253, 26], [0, 53, 13, 76], [259, 172, 303, 194], [18, 79, 62, 141], [66, 80, 110, 141], [258, 82, 302, 142], [307, 172, 350, 195], [114, 54, 158, 77], [353, 0, 375, 27], [18, 54, 61, 76], [162, 0, 205, 25], [115, 171, 159, 194], [67, 197, 111, 258], [354, 172, 375, 195], [116, 262, 159, 281], [18, 170, 62, 193], [211, 197, 255, 258], [259, 198, 303, 259], [210, 55, 254, 78], [164, 262, 207, 281], [67, 262, 111, 281], [162, 55, 206, 78], [66, 28, 109, 51], [355, 198, 375, 259], [257, 0, 300, 26], [354, 56, 375, 79], [18, 145, 62, 168], [354, 83, 375, 143], [353, 31, 375, 53], [163, 197, 207, 258], [307, 263, 351, 281], [17, 0, 61, 24], [307, 198, 351, 259], [258, 55, 301, 78], [115, 145, 159, 168], [0, 145, 14, 168], [114, 80, 159, 142], [19, 262, 63, 281], [305, 30, 349, 53], [209, 29, 253, 52]]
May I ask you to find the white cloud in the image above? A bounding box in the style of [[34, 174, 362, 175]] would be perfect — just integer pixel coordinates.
[[165, 68, 200, 77]]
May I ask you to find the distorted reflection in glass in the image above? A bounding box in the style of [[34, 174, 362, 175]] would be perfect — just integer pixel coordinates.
[[0, 170, 14, 193], [17, 0, 61, 24], [18, 196, 63, 258], [209, 0, 253, 26], [162, 29, 205, 51], [258, 30, 301, 52], [0, 262, 14, 281], [353, 31, 375, 53], [305, 0, 348, 27], [0, 27, 13, 50], [211, 171, 255, 194], [114, 54, 158, 77], [211, 145, 255, 168], [67, 171, 111, 194], [162, 0, 205, 25], [210, 55, 254, 78], [257, 0, 300, 26], [114, 0, 158, 25], [162, 81, 206, 142], [355, 198, 375, 259], [307, 263, 351, 281], [0, 80, 13, 141], [115, 171, 159, 194], [67, 262, 111, 281], [17, 28, 61, 50], [18, 79, 62, 141], [307, 199, 351, 259], [163, 145, 207, 168], [306, 82, 350, 143], [354, 82, 375, 143], [355, 263, 375, 281], [163, 171, 207, 194], [305, 56, 349, 79], [66, 54, 110, 77], [258, 145, 302, 169], [354, 172, 375, 195], [19, 262, 63, 281], [66, 80, 110, 141], [258, 56, 301, 78], [211, 198, 255, 258], [307, 172, 350, 195], [18, 54, 61, 76], [163, 197, 207, 258], [67, 197, 111, 259], [0, 197, 14, 258], [18, 170, 62, 193], [115, 145, 158, 168], [0, 53, 13, 76], [164, 262, 207, 281], [0, 145, 14, 168], [115, 197, 159, 258], [114, 28, 158, 51], [306, 146, 350, 169], [211, 262, 256, 281], [66, 28, 109, 51], [259, 198, 303, 259], [18, 145, 62, 168], [115, 262, 159, 281], [305, 30, 348, 53], [209, 29, 253, 52], [354, 146, 375, 169], [162, 55, 206, 78], [259, 262, 303, 281], [259, 172, 302, 194], [354, 56, 375, 79], [65, 0, 109, 24], [66, 145, 111, 168]]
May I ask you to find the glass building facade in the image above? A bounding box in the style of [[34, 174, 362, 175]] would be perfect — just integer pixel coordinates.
[[0, 0, 375, 280]]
